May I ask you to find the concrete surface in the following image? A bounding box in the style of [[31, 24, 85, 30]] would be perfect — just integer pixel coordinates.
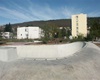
[[0, 47, 18, 61], [0, 42, 100, 80]]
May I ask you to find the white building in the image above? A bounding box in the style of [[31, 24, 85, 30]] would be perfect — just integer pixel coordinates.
[[17, 26, 42, 39], [72, 13, 87, 37], [1, 32, 12, 39]]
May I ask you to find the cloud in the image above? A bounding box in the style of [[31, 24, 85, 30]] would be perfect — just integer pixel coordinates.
[[1, 0, 82, 23], [0, 6, 34, 20], [1, 0, 98, 25], [88, 11, 100, 17], [62, 7, 82, 18], [0, 3, 59, 22]]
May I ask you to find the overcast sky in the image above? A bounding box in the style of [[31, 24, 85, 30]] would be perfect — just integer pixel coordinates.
[[0, 0, 100, 25]]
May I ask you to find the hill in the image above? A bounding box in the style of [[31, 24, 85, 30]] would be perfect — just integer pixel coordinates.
[[11, 17, 100, 28], [12, 19, 71, 29]]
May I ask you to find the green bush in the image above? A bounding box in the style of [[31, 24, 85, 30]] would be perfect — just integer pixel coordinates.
[[70, 34, 85, 42]]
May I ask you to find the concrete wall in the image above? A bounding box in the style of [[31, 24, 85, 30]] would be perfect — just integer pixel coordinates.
[[0, 47, 18, 61], [6, 42, 85, 60], [28, 27, 41, 39], [17, 27, 28, 39]]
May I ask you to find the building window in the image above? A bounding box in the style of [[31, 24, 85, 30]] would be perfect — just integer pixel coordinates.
[[26, 34, 28, 38], [76, 23, 78, 26], [76, 27, 78, 35], [25, 28, 28, 32], [77, 31, 78, 35], [76, 16, 78, 18], [76, 16, 78, 22], [25, 29, 27, 32]]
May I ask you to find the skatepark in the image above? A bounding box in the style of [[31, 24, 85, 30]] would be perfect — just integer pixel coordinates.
[[0, 42, 100, 80]]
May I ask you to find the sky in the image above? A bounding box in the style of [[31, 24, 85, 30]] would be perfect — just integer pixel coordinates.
[[0, 0, 100, 25]]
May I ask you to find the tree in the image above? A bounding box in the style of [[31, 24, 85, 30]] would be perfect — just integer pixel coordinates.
[[61, 27, 67, 38], [71, 33, 85, 42], [41, 23, 71, 44], [0, 29, 2, 39], [58, 27, 71, 40], [90, 20, 100, 40], [41, 26, 50, 43], [4, 23, 12, 32], [66, 28, 71, 37], [41, 23, 59, 43]]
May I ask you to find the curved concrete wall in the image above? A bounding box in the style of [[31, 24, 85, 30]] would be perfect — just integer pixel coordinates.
[[57, 42, 85, 58], [6, 42, 85, 60]]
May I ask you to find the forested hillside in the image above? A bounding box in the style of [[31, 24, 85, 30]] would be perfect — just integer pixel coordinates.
[[11, 17, 100, 28]]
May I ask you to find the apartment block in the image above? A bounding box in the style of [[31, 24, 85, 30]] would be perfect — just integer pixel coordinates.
[[17, 26, 42, 39], [72, 13, 87, 37]]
